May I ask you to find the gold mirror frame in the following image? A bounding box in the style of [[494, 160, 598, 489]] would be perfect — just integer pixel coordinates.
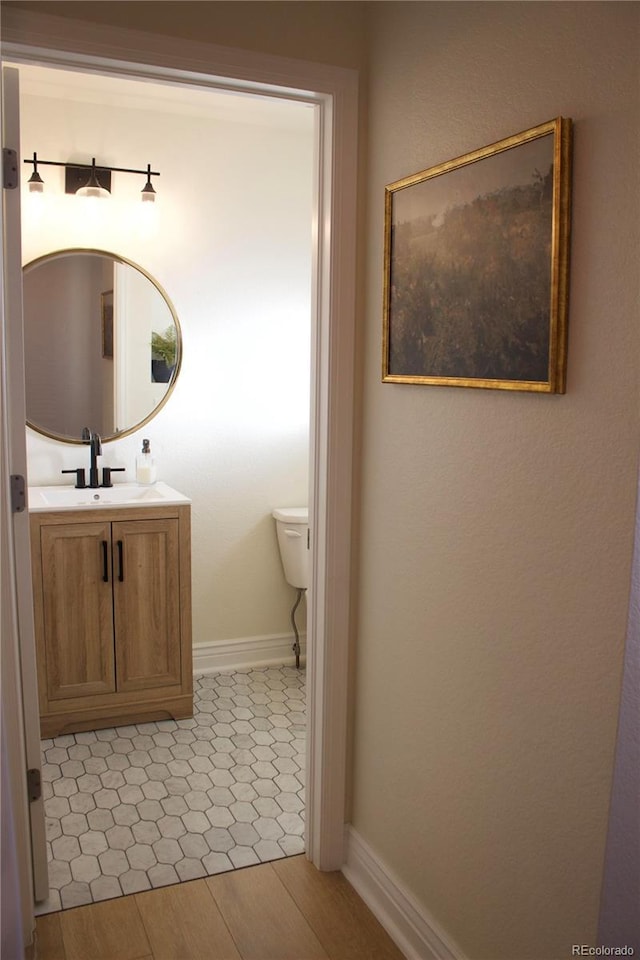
[[23, 248, 183, 443]]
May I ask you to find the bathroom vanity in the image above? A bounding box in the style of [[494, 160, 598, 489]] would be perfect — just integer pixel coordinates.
[[29, 484, 192, 738]]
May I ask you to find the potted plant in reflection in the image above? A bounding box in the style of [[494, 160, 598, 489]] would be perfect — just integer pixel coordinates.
[[151, 325, 177, 383]]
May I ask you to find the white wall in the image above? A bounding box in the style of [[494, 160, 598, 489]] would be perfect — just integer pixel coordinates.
[[353, 3, 639, 959], [18, 67, 314, 647]]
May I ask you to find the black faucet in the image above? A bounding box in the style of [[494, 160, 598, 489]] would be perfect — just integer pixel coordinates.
[[82, 426, 102, 488]]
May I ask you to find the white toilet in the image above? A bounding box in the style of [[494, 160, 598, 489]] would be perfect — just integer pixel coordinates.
[[272, 507, 309, 589], [272, 506, 308, 668]]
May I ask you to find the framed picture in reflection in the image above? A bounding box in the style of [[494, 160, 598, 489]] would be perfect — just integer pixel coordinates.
[[101, 289, 114, 359]]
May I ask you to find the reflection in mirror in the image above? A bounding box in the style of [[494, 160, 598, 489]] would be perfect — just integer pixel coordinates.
[[23, 250, 181, 443]]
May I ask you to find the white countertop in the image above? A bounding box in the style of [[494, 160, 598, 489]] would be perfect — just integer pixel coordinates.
[[28, 481, 191, 513]]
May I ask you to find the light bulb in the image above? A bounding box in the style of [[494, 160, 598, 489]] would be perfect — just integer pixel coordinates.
[[77, 183, 109, 199], [75, 159, 109, 200]]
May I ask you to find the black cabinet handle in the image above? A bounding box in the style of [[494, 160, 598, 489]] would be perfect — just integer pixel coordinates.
[[117, 540, 124, 581], [101, 540, 109, 582]]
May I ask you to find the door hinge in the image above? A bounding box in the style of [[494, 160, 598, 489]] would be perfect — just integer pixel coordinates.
[[307, 528, 310, 549], [27, 768, 41, 802], [10, 475, 26, 513], [3, 148, 18, 190]]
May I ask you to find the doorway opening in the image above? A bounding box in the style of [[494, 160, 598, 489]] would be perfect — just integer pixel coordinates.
[[2, 24, 356, 938], [8, 56, 316, 915]]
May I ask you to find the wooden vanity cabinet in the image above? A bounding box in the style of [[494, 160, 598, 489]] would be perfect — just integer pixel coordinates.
[[31, 503, 192, 738]]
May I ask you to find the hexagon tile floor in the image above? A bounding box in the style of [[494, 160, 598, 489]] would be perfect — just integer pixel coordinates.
[[37, 666, 305, 915]]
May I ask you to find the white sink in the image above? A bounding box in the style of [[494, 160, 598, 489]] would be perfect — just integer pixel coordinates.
[[28, 481, 191, 512]]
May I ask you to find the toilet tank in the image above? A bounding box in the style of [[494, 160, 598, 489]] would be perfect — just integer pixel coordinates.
[[272, 507, 308, 589]]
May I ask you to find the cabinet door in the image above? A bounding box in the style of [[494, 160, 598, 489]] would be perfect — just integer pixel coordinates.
[[40, 522, 116, 701], [112, 518, 181, 692]]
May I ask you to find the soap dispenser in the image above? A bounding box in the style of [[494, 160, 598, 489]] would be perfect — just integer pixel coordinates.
[[136, 438, 157, 485]]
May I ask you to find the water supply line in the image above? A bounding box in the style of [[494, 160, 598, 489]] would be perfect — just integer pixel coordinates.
[[290, 588, 305, 669]]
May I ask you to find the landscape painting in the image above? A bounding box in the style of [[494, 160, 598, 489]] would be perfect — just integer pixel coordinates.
[[382, 118, 572, 392]]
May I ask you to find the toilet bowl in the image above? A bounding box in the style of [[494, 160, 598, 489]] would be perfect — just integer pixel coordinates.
[[272, 507, 309, 589]]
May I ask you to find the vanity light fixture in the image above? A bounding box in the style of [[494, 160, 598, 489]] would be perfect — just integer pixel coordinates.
[[24, 152, 160, 202]]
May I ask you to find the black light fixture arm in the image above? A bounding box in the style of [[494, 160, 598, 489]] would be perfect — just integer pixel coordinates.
[[24, 152, 160, 178]]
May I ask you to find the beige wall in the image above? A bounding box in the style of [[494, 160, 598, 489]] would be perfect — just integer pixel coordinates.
[[2, 0, 368, 70], [354, 2, 639, 959]]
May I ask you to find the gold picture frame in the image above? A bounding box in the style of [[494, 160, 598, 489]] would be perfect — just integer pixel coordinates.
[[382, 117, 572, 393]]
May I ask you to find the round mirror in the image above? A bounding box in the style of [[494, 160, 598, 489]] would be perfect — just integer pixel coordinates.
[[23, 249, 182, 443]]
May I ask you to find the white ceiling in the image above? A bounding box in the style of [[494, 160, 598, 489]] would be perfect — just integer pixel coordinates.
[[10, 62, 314, 132]]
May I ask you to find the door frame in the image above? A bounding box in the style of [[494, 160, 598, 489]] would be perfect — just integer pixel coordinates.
[[1, 3, 358, 924], [1, 63, 48, 949]]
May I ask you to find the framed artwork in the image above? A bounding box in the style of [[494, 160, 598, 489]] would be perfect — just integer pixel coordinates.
[[101, 289, 113, 359], [382, 117, 572, 393]]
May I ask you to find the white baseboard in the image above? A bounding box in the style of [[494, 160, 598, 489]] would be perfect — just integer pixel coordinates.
[[193, 632, 306, 675], [342, 826, 466, 960]]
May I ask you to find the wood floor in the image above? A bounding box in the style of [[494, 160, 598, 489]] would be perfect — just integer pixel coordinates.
[[34, 855, 405, 960]]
